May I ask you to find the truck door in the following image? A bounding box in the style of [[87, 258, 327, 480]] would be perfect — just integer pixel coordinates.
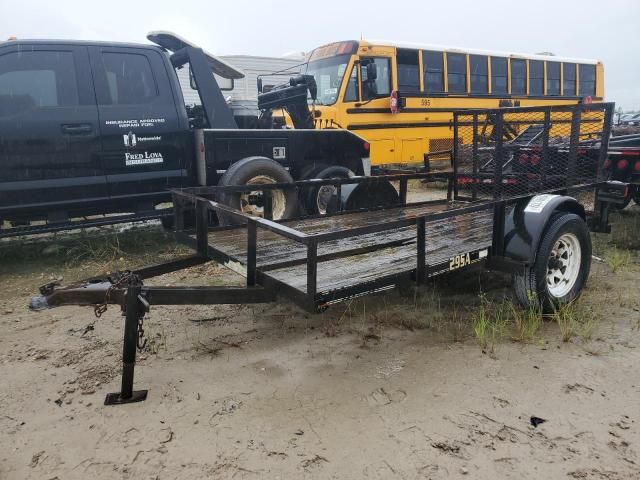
[[0, 44, 105, 216], [88, 46, 187, 208]]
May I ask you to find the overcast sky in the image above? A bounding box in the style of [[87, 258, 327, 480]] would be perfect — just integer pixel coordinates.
[[3, 0, 638, 110]]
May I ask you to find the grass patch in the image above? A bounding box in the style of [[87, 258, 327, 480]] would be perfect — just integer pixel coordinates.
[[551, 301, 597, 343], [0, 226, 187, 278], [511, 294, 543, 344], [472, 295, 509, 353], [606, 247, 633, 273]]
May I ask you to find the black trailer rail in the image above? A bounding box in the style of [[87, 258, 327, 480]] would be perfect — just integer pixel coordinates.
[[29, 102, 625, 406], [0, 209, 172, 240]]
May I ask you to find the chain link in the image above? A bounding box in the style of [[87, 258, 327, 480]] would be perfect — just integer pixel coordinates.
[[93, 271, 133, 318], [137, 315, 147, 351]]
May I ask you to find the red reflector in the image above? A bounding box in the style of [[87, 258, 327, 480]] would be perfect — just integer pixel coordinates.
[[530, 154, 541, 166], [519, 153, 529, 164], [617, 159, 629, 170], [635, 161, 640, 172], [363, 142, 370, 151]]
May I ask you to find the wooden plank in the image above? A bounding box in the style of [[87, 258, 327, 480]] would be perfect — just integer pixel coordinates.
[[193, 203, 494, 299]]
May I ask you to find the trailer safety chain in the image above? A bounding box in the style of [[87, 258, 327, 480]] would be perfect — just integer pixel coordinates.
[[137, 315, 147, 351], [93, 271, 136, 318]]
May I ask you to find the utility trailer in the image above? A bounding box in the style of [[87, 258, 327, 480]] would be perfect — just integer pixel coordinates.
[[30, 103, 626, 405]]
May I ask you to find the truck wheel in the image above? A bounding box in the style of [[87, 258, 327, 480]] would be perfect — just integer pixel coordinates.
[[633, 186, 640, 206], [217, 156, 298, 225], [304, 166, 354, 215], [513, 212, 591, 313]]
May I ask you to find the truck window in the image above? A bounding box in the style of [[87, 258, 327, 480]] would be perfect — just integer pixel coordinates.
[[0, 50, 78, 117], [100, 52, 157, 105]]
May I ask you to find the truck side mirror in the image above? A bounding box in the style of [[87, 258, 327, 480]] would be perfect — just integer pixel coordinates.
[[257, 78, 263, 93]]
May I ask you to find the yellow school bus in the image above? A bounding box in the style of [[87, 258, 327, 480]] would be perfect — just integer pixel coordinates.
[[301, 40, 604, 168]]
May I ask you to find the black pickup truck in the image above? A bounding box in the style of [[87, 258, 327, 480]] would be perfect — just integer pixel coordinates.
[[0, 32, 369, 236]]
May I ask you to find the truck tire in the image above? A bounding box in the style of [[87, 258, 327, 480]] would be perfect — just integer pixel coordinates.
[[633, 186, 640, 206], [216, 156, 298, 225], [304, 166, 354, 215], [513, 212, 591, 313]]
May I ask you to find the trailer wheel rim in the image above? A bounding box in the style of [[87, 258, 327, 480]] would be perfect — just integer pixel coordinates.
[[316, 185, 336, 215], [546, 232, 581, 298], [240, 175, 286, 219]]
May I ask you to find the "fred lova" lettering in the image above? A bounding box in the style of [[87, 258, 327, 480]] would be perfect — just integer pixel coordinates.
[[125, 151, 164, 166]]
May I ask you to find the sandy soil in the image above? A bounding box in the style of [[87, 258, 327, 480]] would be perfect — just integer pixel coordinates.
[[0, 208, 639, 479]]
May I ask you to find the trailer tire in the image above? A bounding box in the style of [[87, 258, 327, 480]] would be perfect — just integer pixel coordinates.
[[612, 191, 632, 210], [217, 156, 298, 225], [304, 166, 354, 214], [513, 212, 591, 314]]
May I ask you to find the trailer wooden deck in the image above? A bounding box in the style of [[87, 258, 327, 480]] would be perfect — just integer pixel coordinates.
[[193, 201, 494, 305]]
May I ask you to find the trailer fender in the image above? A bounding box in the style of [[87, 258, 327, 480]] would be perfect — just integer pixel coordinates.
[[503, 194, 586, 265]]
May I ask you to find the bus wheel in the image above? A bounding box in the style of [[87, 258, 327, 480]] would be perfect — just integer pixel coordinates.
[[304, 166, 354, 215], [513, 212, 591, 314], [217, 156, 298, 225]]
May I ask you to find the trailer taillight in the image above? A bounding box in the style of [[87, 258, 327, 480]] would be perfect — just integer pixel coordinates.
[[635, 161, 640, 172], [519, 153, 529, 164], [617, 159, 629, 170], [530, 154, 541, 166]]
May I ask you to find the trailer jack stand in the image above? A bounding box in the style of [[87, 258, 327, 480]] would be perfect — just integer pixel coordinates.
[[104, 283, 149, 405]]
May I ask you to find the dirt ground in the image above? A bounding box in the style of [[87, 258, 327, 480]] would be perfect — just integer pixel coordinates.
[[1, 206, 639, 479]]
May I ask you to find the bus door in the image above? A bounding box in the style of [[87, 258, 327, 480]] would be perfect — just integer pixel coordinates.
[[349, 56, 396, 165]]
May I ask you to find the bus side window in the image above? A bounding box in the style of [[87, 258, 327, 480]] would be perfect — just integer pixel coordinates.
[[563, 63, 576, 96], [446, 53, 467, 94], [529, 60, 544, 96], [546, 62, 560, 95], [579, 64, 595, 96], [491, 57, 508, 95], [344, 65, 358, 102], [397, 49, 420, 93], [511, 59, 526, 95], [361, 57, 391, 100], [470, 55, 488, 94], [423, 51, 444, 93]]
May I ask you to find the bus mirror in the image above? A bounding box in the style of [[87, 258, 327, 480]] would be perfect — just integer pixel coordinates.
[[366, 62, 378, 81]]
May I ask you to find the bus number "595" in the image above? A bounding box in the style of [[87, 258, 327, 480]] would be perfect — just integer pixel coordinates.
[[449, 253, 471, 271]]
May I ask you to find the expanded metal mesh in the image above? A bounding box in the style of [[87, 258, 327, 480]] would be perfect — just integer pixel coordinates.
[[452, 103, 613, 200]]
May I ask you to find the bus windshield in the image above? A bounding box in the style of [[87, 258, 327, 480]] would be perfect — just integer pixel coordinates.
[[305, 54, 351, 106]]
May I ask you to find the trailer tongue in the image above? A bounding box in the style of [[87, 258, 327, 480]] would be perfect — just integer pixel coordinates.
[[30, 103, 627, 406]]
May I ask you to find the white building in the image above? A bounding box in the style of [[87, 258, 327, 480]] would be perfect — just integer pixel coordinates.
[[177, 54, 304, 106]]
